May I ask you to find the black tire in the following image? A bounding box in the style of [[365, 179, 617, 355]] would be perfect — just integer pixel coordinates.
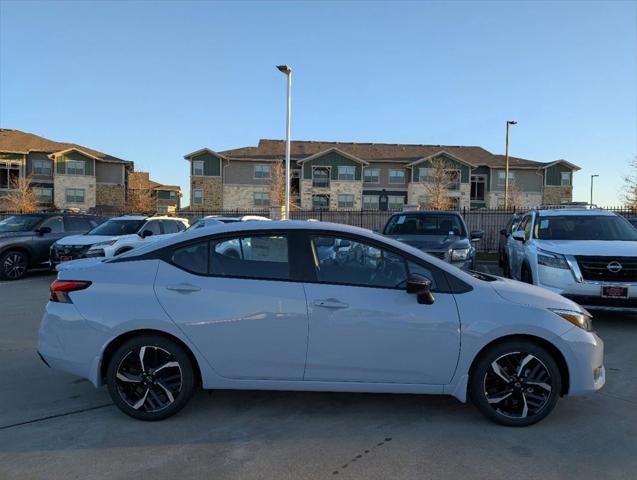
[[106, 335, 196, 421], [0, 250, 29, 281], [498, 248, 504, 268], [470, 340, 561, 427], [502, 255, 510, 278], [521, 263, 533, 284]]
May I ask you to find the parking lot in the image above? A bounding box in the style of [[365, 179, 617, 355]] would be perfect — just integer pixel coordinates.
[[0, 266, 636, 480]]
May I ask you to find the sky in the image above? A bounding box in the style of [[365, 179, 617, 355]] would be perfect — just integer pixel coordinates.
[[1, 0, 635, 206]]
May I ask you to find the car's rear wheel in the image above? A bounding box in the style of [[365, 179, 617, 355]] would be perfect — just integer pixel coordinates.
[[470, 340, 561, 427], [502, 255, 511, 278], [106, 335, 196, 421], [521, 264, 533, 284], [0, 250, 29, 280]]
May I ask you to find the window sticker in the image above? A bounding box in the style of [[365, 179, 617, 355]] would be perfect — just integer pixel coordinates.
[[396, 215, 406, 224], [540, 219, 549, 229]]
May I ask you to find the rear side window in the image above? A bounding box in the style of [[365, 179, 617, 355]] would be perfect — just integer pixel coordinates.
[[172, 242, 208, 275], [142, 220, 162, 235], [162, 220, 180, 234], [64, 216, 90, 231], [210, 235, 290, 280]]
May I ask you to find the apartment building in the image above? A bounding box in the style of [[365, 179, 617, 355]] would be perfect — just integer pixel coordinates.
[[184, 139, 579, 210]]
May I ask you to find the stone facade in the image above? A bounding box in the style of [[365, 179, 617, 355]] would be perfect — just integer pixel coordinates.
[[300, 180, 362, 209], [542, 185, 573, 205], [191, 176, 223, 209], [487, 191, 543, 209], [96, 184, 126, 208], [223, 185, 271, 209], [53, 175, 96, 210], [407, 182, 470, 209]]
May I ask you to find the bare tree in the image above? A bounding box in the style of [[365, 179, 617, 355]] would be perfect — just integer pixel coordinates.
[[4, 175, 39, 212], [421, 157, 454, 210], [505, 177, 524, 209], [268, 161, 285, 207], [622, 157, 637, 209], [127, 172, 155, 214]]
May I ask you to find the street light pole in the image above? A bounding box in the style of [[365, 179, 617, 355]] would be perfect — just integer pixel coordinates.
[[504, 120, 517, 210], [590, 174, 599, 206], [277, 65, 292, 220]]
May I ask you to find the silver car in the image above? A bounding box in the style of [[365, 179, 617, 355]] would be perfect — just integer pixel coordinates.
[[38, 221, 604, 426]]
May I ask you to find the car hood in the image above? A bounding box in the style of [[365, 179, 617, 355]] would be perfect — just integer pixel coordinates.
[[535, 240, 637, 256], [491, 276, 585, 313], [385, 234, 470, 251], [56, 234, 118, 246], [0, 231, 32, 240]]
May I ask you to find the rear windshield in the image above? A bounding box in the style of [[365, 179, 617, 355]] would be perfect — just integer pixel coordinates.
[[384, 214, 466, 237], [535, 215, 637, 241], [87, 219, 145, 236], [0, 215, 44, 232]]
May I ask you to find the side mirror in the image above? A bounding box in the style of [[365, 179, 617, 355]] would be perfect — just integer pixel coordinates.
[[512, 230, 526, 242], [470, 230, 483, 240], [406, 274, 435, 305], [140, 229, 154, 238], [36, 226, 51, 236]]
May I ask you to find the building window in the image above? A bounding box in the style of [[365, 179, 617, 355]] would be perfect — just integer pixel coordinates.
[[65, 188, 85, 203], [0, 161, 20, 189], [312, 194, 329, 209], [337, 194, 354, 209], [193, 189, 203, 205], [337, 166, 355, 181], [497, 170, 515, 186], [560, 172, 571, 186], [33, 159, 52, 176], [169, 191, 177, 199], [364, 168, 380, 183], [388, 169, 405, 184], [363, 195, 379, 210], [470, 175, 486, 201], [388, 195, 405, 210], [66, 160, 85, 175], [193, 160, 204, 176], [254, 164, 271, 179], [253, 191, 270, 206], [313, 167, 330, 188], [34, 187, 53, 203]]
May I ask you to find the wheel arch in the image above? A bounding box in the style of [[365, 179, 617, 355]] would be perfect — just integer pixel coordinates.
[[0, 244, 33, 262], [467, 334, 570, 396], [100, 328, 203, 387]]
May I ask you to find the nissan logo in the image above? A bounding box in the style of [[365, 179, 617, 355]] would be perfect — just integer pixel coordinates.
[[607, 261, 623, 273]]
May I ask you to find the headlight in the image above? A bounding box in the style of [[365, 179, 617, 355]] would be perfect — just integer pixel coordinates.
[[91, 239, 117, 248], [537, 248, 569, 269], [450, 247, 471, 262], [549, 308, 593, 331]]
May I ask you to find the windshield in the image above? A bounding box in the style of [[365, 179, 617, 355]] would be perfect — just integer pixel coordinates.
[[87, 219, 145, 236], [535, 215, 637, 241], [384, 214, 466, 237], [0, 215, 44, 232]]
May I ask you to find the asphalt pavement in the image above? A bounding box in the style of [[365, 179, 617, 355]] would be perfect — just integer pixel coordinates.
[[0, 268, 636, 480]]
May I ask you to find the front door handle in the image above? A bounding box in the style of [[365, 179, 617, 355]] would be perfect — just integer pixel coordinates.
[[166, 283, 201, 293], [313, 299, 349, 309]]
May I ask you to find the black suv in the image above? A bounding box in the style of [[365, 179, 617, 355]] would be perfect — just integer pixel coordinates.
[[382, 211, 483, 269], [0, 213, 105, 280]]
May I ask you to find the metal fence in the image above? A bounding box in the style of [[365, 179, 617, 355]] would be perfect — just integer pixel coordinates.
[[1, 206, 636, 253]]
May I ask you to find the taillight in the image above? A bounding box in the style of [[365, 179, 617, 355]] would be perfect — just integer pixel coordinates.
[[50, 280, 92, 303]]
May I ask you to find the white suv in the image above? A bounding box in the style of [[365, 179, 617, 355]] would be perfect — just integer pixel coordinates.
[[52, 215, 189, 264], [505, 207, 637, 312]]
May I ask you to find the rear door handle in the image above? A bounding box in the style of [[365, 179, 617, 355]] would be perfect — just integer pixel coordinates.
[[313, 299, 349, 309], [166, 283, 201, 293]]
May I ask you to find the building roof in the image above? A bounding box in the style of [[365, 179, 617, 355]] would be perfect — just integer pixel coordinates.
[[0, 129, 132, 166], [215, 139, 572, 170]]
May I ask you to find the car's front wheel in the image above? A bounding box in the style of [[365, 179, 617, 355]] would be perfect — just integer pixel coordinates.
[[0, 250, 29, 280], [106, 335, 196, 421], [470, 340, 561, 427]]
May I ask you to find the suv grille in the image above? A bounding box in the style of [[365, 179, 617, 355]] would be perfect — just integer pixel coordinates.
[[575, 256, 637, 282], [427, 251, 446, 260]]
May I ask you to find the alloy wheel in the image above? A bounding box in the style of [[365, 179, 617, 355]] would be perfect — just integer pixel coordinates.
[[115, 345, 183, 413], [3, 252, 27, 280], [483, 352, 553, 419]]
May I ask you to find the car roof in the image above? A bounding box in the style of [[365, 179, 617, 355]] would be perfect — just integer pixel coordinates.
[[533, 208, 617, 217], [393, 210, 461, 216]]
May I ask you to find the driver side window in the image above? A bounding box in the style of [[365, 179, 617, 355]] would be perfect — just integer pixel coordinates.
[[142, 220, 162, 236], [40, 216, 64, 233], [311, 236, 407, 289]]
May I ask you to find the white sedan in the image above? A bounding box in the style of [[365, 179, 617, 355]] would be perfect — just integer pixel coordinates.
[[39, 221, 604, 426]]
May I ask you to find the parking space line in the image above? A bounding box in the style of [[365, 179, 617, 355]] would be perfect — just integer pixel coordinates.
[[0, 403, 114, 431]]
